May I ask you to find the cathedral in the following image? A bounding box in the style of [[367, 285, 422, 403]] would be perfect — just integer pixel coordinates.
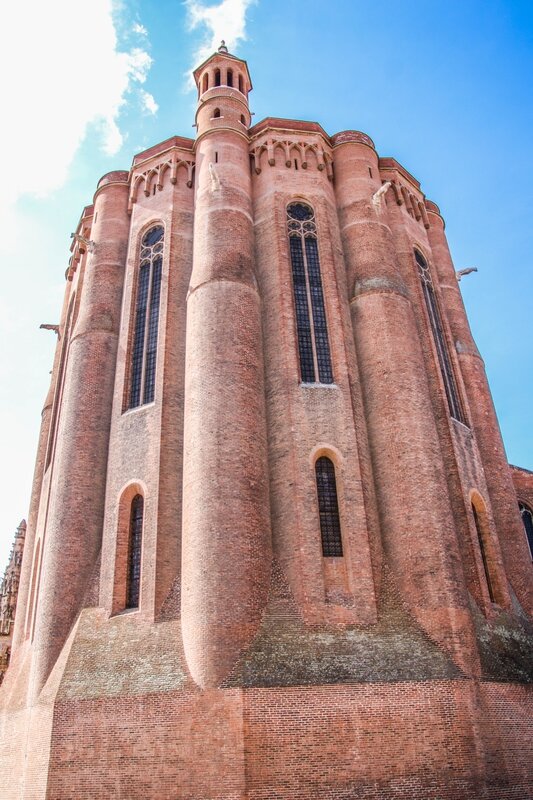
[[1, 44, 532, 799]]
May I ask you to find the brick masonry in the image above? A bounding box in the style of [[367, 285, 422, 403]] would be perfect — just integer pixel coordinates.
[[0, 46, 531, 799]]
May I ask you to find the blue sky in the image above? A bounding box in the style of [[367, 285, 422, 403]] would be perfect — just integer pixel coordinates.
[[0, 0, 532, 566]]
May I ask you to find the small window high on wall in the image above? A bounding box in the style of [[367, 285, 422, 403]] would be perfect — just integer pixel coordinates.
[[519, 503, 533, 560], [287, 202, 333, 384], [415, 250, 466, 424], [126, 495, 144, 609], [128, 225, 164, 409], [315, 457, 343, 557]]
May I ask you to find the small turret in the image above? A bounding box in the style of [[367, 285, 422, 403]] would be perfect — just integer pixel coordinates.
[[194, 42, 252, 135]]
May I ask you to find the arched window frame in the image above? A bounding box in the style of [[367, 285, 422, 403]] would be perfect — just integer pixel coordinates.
[[214, 68, 221, 87], [226, 68, 233, 87], [315, 456, 343, 557], [519, 502, 533, 560], [126, 224, 164, 410], [415, 249, 466, 424], [287, 201, 333, 384]]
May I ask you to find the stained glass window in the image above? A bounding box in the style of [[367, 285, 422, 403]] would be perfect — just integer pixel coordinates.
[[519, 503, 533, 560], [126, 494, 144, 609], [315, 457, 343, 557], [287, 203, 333, 384], [415, 250, 465, 423], [128, 225, 164, 409]]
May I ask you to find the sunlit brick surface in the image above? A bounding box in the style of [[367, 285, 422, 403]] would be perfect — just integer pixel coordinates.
[[0, 47, 531, 799]]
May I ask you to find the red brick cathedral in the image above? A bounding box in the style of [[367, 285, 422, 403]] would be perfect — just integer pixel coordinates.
[[1, 45, 532, 799]]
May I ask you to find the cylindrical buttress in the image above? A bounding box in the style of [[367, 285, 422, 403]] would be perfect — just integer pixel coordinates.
[[333, 133, 479, 674], [29, 173, 130, 699], [426, 206, 533, 613], [181, 129, 271, 688]]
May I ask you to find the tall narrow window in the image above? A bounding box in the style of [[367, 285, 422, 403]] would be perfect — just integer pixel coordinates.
[[315, 457, 343, 557], [214, 68, 221, 87], [238, 74, 244, 93], [126, 495, 144, 609], [128, 225, 164, 409], [287, 202, 333, 384], [519, 503, 533, 560], [415, 250, 465, 423], [227, 69, 233, 87], [472, 503, 495, 603]]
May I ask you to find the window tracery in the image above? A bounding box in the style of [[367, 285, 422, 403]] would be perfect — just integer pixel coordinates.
[[128, 225, 164, 409], [415, 249, 465, 423], [287, 202, 333, 384]]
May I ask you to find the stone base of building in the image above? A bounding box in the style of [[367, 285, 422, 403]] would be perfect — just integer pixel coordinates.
[[1, 605, 531, 800]]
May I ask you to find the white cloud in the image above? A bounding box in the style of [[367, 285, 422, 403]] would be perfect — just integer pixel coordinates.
[[132, 22, 148, 36], [185, 0, 256, 77], [140, 90, 159, 115], [0, 0, 154, 232]]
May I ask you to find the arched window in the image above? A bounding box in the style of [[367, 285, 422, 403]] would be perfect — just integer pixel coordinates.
[[238, 74, 244, 93], [128, 225, 164, 409], [202, 73, 209, 93], [240, 114, 246, 126], [214, 68, 221, 87], [315, 457, 343, 557], [213, 108, 221, 118], [287, 202, 333, 384], [227, 69, 233, 87], [471, 502, 495, 603], [126, 495, 144, 609], [519, 503, 533, 559], [415, 250, 465, 423]]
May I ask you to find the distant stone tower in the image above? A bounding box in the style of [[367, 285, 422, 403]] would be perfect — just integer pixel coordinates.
[[1, 45, 532, 800], [0, 520, 26, 683]]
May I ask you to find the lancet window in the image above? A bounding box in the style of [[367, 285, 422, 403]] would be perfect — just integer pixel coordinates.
[[128, 225, 164, 409], [126, 494, 144, 609], [315, 457, 343, 557], [471, 502, 495, 603], [519, 503, 533, 560], [415, 249, 465, 423], [287, 202, 333, 384]]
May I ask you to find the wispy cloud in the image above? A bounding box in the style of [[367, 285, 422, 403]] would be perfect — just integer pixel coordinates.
[[132, 22, 148, 36], [0, 0, 155, 232], [185, 0, 256, 75], [140, 90, 159, 116]]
